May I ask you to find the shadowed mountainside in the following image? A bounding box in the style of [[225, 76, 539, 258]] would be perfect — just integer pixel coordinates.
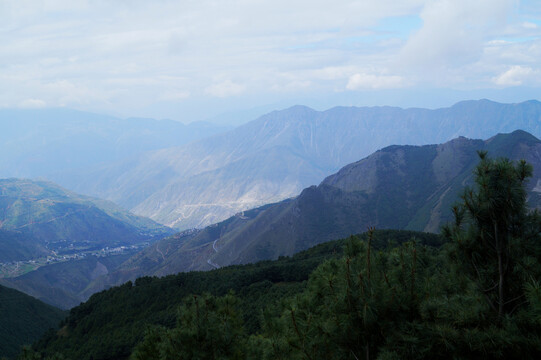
[[0, 283, 65, 359], [84, 130, 541, 291], [57, 100, 541, 230]]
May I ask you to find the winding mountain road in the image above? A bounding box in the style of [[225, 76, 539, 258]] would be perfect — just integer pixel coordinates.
[[207, 239, 220, 269]]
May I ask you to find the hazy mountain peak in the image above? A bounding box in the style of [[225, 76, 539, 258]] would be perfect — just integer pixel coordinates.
[[521, 99, 541, 106], [17, 99, 541, 231], [488, 129, 540, 143], [101, 130, 541, 284], [281, 104, 316, 113]]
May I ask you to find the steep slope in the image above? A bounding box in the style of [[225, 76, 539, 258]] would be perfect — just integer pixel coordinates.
[[0, 108, 229, 180], [0, 179, 173, 263], [93, 130, 541, 284], [33, 230, 442, 360], [0, 284, 65, 359], [64, 100, 541, 229]]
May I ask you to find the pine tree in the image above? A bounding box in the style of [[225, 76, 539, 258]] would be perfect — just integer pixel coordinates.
[[443, 151, 541, 319], [131, 292, 246, 360]]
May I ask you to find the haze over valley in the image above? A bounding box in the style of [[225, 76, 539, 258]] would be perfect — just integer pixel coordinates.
[[3, 100, 541, 232], [2, 1, 541, 359]]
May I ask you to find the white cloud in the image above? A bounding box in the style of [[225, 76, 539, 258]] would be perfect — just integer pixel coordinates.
[[399, 0, 513, 69], [205, 80, 246, 98], [271, 80, 313, 92], [160, 90, 191, 101], [18, 98, 46, 108], [346, 73, 405, 90], [311, 66, 357, 81], [492, 65, 540, 86], [523, 22, 538, 29], [0, 0, 539, 119]]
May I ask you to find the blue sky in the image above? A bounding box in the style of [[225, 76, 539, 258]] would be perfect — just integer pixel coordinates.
[[1, 0, 540, 124]]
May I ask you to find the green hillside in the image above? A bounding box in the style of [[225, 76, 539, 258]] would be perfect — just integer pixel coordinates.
[[0, 284, 65, 359], [32, 230, 442, 360], [0, 178, 173, 308], [0, 179, 172, 263], [0, 229, 47, 264]]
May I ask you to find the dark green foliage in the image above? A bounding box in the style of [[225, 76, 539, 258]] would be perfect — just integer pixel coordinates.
[[443, 152, 541, 319], [124, 155, 541, 359], [251, 236, 541, 358], [0, 284, 65, 359], [31, 230, 439, 360], [132, 230, 541, 359], [252, 233, 446, 359], [131, 292, 246, 360]]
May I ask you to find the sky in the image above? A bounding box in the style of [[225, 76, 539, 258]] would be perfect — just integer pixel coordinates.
[[1, 0, 540, 124]]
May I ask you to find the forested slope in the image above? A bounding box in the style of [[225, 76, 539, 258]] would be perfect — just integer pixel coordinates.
[[33, 230, 441, 360], [0, 284, 65, 359]]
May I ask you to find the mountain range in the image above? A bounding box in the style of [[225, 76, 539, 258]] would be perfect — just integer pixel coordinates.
[[2, 101, 540, 359], [0, 179, 172, 264], [0, 108, 229, 180], [79, 130, 541, 293], [51, 100, 541, 230]]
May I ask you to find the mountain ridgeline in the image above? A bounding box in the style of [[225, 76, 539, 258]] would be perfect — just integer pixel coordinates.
[[25, 130, 541, 360], [54, 99, 541, 230], [83, 130, 541, 291]]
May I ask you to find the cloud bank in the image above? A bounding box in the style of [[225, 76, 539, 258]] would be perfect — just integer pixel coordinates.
[[0, 0, 539, 120]]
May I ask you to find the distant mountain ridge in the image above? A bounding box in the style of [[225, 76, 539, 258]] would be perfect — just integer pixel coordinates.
[[0, 178, 173, 263], [0, 178, 174, 309], [55, 100, 541, 230], [86, 130, 541, 288]]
